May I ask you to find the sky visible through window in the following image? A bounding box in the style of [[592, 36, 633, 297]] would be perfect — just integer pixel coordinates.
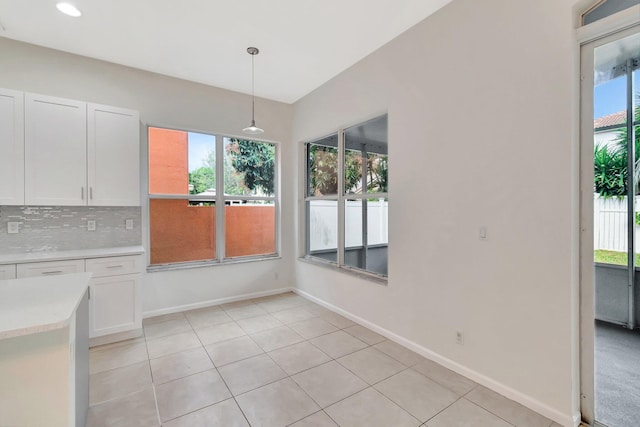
[[188, 132, 215, 172], [594, 71, 639, 118]]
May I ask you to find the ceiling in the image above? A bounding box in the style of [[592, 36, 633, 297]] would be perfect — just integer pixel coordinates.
[[0, 0, 452, 104]]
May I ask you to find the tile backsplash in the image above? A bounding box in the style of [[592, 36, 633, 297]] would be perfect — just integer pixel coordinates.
[[0, 206, 142, 255]]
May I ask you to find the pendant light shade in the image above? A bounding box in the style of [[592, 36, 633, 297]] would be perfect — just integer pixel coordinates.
[[243, 47, 264, 135]]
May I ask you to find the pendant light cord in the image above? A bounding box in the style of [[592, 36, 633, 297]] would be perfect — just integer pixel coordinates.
[[251, 53, 256, 123]]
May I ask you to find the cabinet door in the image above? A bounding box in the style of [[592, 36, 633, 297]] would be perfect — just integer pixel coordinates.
[[87, 104, 140, 206], [16, 259, 85, 278], [89, 274, 141, 338], [0, 264, 17, 280], [25, 93, 87, 205], [0, 89, 24, 205]]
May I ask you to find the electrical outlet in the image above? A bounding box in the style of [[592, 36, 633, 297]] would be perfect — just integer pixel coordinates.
[[7, 222, 19, 234], [125, 219, 134, 230], [456, 330, 464, 345], [87, 220, 96, 231]]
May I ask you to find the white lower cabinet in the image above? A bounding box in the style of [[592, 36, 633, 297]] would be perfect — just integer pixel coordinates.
[[85, 255, 142, 339], [10, 254, 142, 341], [0, 265, 16, 280], [88, 274, 141, 338]]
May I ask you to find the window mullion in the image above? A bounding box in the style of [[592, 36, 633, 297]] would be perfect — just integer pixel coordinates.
[[304, 143, 311, 256], [338, 130, 345, 267], [361, 144, 369, 271], [215, 134, 225, 261], [625, 58, 636, 330], [275, 143, 281, 257]]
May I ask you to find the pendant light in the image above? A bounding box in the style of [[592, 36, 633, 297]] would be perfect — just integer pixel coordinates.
[[242, 47, 264, 135]]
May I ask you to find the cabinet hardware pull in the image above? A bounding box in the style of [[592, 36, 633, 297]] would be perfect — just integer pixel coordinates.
[[90, 187, 93, 200], [81, 187, 84, 200], [106, 265, 123, 269], [42, 270, 63, 275]]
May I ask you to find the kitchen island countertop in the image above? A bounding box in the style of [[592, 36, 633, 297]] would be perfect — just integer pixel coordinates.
[[0, 272, 91, 339]]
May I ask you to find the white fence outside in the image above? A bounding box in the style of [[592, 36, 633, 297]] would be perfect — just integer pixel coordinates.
[[309, 199, 388, 251], [594, 194, 640, 253]]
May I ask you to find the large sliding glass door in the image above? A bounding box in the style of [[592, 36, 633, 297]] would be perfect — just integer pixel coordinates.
[[581, 24, 640, 427]]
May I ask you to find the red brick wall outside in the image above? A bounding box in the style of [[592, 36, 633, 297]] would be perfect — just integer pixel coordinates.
[[149, 199, 216, 264], [225, 205, 276, 258], [148, 128, 275, 264], [148, 128, 188, 194]]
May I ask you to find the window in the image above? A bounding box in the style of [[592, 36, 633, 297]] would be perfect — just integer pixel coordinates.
[[582, 0, 640, 26], [148, 127, 277, 266], [304, 115, 388, 278]]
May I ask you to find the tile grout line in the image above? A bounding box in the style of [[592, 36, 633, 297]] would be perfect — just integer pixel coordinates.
[[462, 398, 519, 427], [193, 305, 373, 422], [283, 409, 329, 427], [142, 319, 163, 426], [294, 294, 548, 425], [175, 310, 254, 427], [465, 386, 555, 427], [102, 293, 542, 427], [260, 339, 328, 424], [221, 298, 332, 425]]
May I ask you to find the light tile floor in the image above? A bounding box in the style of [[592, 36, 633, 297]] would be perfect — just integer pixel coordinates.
[[87, 292, 561, 427]]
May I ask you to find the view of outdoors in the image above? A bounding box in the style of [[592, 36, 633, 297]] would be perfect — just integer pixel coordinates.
[[593, 64, 639, 266], [592, 30, 640, 427], [148, 128, 276, 265], [306, 115, 389, 276]]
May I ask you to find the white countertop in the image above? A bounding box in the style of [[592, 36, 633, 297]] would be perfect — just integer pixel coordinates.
[[0, 273, 92, 339], [0, 245, 145, 265]]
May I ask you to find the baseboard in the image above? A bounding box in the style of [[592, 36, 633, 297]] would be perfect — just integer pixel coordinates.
[[142, 286, 295, 319], [90, 328, 143, 347], [293, 288, 576, 427]]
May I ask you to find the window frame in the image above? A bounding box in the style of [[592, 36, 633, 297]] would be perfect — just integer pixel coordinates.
[[146, 125, 280, 270], [302, 114, 388, 282]]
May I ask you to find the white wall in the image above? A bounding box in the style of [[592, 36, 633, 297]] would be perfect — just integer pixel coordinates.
[[594, 129, 619, 148], [0, 38, 295, 314], [293, 0, 579, 425]]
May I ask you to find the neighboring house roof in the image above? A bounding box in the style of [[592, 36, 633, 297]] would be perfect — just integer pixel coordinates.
[[594, 110, 626, 130]]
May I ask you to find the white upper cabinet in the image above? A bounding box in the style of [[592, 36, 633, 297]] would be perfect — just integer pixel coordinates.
[[25, 93, 87, 205], [0, 89, 25, 205], [88, 104, 140, 206], [16, 91, 140, 207]]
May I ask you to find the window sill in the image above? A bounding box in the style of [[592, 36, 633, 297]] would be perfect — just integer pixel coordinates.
[[147, 254, 281, 273], [298, 256, 388, 286]]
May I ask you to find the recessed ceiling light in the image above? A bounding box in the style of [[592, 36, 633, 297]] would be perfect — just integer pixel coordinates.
[[56, 2, 82, 17]]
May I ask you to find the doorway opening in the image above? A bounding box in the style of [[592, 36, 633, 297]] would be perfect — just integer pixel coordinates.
[[582, 26, 640, 427]]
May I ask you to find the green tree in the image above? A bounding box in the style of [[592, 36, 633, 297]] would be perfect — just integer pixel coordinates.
[[226, 139, 275, 195], [189, 167, 215, 194], [309, 146, 361, 195]]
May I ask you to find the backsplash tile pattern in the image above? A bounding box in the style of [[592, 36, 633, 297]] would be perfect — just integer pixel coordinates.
[[0, 206, 142, 255]]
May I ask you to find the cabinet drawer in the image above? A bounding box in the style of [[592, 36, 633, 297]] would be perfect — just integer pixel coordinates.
[[0, 264, 17, 280], [85, 255, 142, 278], [17, 259, 85, 278]]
